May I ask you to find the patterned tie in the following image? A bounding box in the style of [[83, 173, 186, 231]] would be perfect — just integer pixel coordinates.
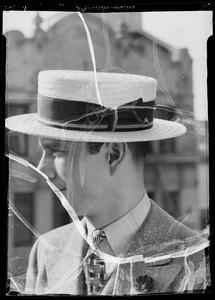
[[84, 229, 107, 295]]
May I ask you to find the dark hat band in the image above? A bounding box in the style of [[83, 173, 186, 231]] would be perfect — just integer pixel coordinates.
[[38, 94, 155, 132]]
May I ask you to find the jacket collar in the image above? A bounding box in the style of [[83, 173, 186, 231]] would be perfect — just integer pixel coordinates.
[[101, 200, 186, 295]]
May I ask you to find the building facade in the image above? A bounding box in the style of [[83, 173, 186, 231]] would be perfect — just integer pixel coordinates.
[[5, 12, 207, 282]]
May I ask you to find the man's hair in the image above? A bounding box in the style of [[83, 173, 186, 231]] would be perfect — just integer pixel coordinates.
[[86, 141, 150, 163]]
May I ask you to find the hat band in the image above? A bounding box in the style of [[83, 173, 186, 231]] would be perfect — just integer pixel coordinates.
[[38, 94, 155, 132]]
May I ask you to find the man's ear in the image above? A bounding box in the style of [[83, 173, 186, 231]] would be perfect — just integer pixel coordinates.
[[106, 143, 126, 170]]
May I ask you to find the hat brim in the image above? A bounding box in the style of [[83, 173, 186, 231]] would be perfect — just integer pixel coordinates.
[[5, 113, 186, 142]]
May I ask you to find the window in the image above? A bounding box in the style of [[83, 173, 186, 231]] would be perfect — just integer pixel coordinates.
[[159, 139, 176, 154], [147, 139, 175, 154], [161, 191, 180, 219], [147, 141, 159, 154], [6, 103, 28, 156], [7, 103, 28, 117], [153, 105, 176, 154], [199, 208, 209, 231], [147, 142, 154, 154], [53, 194, 71, 228], [8, 133, 28, 156], [13, 193, 34, 247]]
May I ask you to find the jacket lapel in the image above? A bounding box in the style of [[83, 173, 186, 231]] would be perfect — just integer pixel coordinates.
[[69, 219, 89, 295], [47, 218, 89, 295]]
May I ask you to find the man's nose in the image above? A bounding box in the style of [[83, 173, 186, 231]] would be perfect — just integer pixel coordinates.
[[37, 155, 55, 180]]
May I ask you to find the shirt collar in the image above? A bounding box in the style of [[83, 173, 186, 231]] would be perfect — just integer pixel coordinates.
[[85, 190, 151, 257]]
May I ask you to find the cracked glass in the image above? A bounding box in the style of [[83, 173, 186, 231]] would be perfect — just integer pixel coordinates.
[[5, 10, 211, 295]]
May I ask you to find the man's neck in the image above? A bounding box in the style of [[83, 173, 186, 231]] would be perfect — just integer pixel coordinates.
[[86, 186, 145, 229], [85, 190, 150, 256]]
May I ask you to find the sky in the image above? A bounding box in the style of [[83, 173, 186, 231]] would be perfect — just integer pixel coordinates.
[[142, 11, 212, 122], [3, 10, 212, 121]]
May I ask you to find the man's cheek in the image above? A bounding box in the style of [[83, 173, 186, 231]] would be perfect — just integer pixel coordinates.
[[64, 164, 72, 182]]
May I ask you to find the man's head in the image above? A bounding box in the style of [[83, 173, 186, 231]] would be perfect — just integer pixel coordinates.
[[37, 137, 149, 225]]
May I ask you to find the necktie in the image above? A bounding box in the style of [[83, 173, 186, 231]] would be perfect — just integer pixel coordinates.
[[84, 229, 107, 295]]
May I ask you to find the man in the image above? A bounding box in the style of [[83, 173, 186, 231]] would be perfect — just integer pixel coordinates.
[[6, 70, 210, 295]]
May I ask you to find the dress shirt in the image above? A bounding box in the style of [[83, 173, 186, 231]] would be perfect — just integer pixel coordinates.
[[85, 190, 151, 277]]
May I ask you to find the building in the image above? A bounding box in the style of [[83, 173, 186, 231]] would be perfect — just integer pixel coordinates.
[[5, 12, 207, 284]]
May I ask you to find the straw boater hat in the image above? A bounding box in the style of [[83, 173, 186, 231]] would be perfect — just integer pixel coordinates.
[[5, 70, 186, 142]]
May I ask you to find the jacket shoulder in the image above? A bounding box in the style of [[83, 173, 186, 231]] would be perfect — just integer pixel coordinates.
[[127, 200, 205, 257], [35, 220, 85, 254]]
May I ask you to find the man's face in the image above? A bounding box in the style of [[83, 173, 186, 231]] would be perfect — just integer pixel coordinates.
[[38, 137, 110, 218]]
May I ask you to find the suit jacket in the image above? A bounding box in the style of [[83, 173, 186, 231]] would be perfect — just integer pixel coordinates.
[[24, 200, 210, 295]]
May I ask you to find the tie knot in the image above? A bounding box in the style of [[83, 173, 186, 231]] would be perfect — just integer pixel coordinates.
[[91, 229, 106, 246]]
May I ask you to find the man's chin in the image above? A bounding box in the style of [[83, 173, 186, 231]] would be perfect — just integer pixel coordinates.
[[60, 190, 82, 214], [58, 190, 86, 218]]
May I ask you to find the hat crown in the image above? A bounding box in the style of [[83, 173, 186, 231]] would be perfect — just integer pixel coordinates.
[[38, 70, 157, 109]]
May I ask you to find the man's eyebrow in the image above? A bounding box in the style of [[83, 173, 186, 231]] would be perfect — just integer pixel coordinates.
[[38, 139, 67, 150]]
